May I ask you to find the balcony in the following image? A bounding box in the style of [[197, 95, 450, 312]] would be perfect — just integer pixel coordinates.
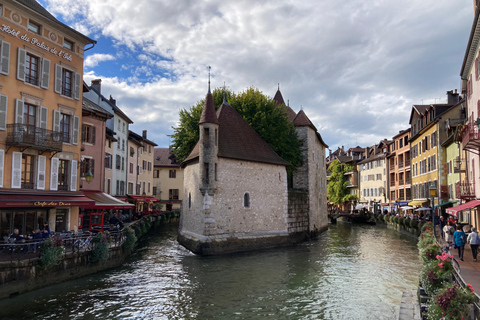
[[455, 181, 475, 200], [461, 118, 480, 151], [398, 161, 404, 169], [453, 158, 466, 173], [6, 124, 63, 152]]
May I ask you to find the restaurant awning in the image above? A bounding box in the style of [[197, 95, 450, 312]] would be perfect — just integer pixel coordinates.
[[408, 200, 428, 207], [434, 200, 457, 208], [0, 194, 95, 208], [82, 191, 135, 209], [446, 200, 480, 217]]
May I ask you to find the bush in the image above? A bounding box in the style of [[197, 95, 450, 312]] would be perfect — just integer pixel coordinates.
[[39, 238, 64, 269], [90, 232, 110, 263], [427, 283, 475, 320], [123, 227, 137, 251], [410, 219, 419, 229]]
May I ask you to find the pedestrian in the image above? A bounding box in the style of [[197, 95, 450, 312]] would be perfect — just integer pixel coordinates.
[[439, 216, 446, 239], [443, 222, 454, 246], [448, 216, 456, 228], [453, 225, 467, 261], [468, 227, 480, 262]]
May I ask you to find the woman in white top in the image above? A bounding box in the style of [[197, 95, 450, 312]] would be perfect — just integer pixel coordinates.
[[443, 222, 454, 246], [467, 227, 480, 261]]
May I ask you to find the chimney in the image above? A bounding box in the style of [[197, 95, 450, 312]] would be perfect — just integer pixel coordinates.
[[447, 90, 460, 105], [142, 130, 147, 139], [91, 79, 101, 93], [109, 95, 116, 106]]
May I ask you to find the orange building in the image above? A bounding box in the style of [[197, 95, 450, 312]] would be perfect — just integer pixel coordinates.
[[0, 0, 95, 236], [387, 129, 412, 210]]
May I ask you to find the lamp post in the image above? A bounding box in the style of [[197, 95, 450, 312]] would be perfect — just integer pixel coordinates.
[[142, 191, 146, 213], [429, 182, 436, 225]]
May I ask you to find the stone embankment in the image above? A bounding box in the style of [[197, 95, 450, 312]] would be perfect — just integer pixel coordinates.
[[0, 212, 179, 300]]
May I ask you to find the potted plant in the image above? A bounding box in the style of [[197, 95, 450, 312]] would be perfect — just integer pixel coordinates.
[[427, 283, 475, 320]]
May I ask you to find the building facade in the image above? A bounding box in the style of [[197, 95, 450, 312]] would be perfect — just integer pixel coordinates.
[[0, 0, 95, 236], [153, 147, 183, 211], [387, 129, 412, 210]]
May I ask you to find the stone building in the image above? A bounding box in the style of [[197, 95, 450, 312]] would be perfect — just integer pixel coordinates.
[[179, 85, 329, 255]]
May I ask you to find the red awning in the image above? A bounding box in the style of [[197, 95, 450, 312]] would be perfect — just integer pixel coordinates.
[[0, 194, 95, 208], [82, 191, 135, 209], [446, 200, 480, 217]]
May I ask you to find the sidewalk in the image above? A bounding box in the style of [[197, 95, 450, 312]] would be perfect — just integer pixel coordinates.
[[436, 226, 480, 291]]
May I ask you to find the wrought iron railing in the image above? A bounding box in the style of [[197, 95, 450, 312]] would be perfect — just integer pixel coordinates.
[[455, 181, 475, 199], [6, 124, 63, 151]]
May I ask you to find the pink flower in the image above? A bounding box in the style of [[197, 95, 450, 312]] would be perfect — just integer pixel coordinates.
[[438, 262, 444, 269], [467, 284, 475, 293]]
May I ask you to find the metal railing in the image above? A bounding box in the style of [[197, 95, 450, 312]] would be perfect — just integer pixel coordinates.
[[6, 124, 63, 151]]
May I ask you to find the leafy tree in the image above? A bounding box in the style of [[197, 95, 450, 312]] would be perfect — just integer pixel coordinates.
[[170, 87, 302, 175], [327, 159, 349, 205]]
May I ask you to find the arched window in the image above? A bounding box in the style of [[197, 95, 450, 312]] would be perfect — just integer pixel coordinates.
[[188, 193, 191, 208], [243, 192, 250, 208]]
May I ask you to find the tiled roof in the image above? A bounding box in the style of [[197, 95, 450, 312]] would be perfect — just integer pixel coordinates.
[[82, 97, 112, 118], [199, 91, 218, 124], [184, 101, 290, 167], [293, 110, 317, 131], [154, 148, 179, 167]]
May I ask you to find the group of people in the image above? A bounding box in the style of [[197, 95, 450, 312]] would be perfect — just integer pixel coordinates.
[[9, 223, 51, 243], [442, 216, 480, 261]]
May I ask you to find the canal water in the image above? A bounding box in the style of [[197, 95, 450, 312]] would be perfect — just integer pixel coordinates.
[[0, 223, 422, 320]]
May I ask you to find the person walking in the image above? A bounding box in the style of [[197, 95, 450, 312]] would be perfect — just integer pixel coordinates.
[[443, 222, 454, 246], [467, 227, 480, 261], [454, 225, 467, 261], [439, 216, 446, 239]]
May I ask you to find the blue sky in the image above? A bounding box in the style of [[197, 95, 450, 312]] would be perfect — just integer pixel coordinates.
[[38, 0, 474, 151]]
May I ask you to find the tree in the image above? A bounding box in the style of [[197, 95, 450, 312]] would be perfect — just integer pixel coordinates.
[[170, 87, 303, 175], [327, 159, 349, 205]]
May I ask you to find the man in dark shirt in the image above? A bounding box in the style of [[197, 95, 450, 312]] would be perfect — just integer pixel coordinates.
[[10, 229, 25, 242]]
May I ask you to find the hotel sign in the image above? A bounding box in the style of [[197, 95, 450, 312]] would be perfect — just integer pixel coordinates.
[[1, 23, 72, 61]]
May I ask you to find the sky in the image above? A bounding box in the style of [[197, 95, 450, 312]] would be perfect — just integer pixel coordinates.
[[38, 0, 474, 151]]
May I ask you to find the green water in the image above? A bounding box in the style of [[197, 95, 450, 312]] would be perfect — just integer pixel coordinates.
[[0, 223, 421, 320]]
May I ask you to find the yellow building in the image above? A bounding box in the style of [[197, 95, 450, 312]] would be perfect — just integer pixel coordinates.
[[153, 147, 183, 211], [0, 0, 95, 236], [409, 93, 460, 212]]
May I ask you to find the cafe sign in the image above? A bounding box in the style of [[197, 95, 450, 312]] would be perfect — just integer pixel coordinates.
[[34, 201, 72, 207], [1, 23, 72, 61]]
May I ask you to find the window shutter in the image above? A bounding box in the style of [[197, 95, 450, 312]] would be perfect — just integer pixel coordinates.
[[41, 58, 50, 89], [74, 72, 81, 100], [50, 157, 59, 190], [40, 106, 48, 129], [15, 99, 24, 124], [72, 115, 79, 145], [54, 64, 62, 93], [11, 151, 21, 189], [0, 94, 7, 130], [0, 40, 10, 75], [17, 48, 26, 81], [91, 126, 96, 144], [53, 110, 60, 132], [0, 149, 4, 187], [70, 160, 77, 191], [81, 124, 86, 142], [37, 155, 46, 190]]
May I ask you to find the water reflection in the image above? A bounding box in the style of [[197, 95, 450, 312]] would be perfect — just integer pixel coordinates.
[[0, 223, 421, 320]]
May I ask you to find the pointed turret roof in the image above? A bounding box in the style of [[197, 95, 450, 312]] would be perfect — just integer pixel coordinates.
[[273, 88, 297, 122], [199, 91, 218, 124], [183, 101, 290, 167], [293, 110, 317, 131]]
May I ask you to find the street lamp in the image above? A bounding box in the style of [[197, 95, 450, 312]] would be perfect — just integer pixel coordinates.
[[142, 191, 146, 213], [429, 182, 436, 224], [84, 170, 93, 183]]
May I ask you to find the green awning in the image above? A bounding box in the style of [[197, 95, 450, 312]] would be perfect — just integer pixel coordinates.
[[434, 201, 457, 208]]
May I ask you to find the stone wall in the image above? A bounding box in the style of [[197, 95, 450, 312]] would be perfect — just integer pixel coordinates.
[[287, 191, 309, 233]]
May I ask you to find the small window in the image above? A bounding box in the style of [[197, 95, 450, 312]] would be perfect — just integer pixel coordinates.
[[169, 170, 176, 178], [63, 38, 74, 50], [243, 192, 250, 208], [189, 193, 191, 208], [28, 20, 41, 34]]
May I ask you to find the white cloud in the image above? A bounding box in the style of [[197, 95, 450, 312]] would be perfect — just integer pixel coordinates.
[[46, 0, 473, 149], [84, 53, 116, 68]]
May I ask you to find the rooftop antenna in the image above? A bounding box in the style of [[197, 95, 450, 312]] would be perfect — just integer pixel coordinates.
[[208, 65, 211, 93]]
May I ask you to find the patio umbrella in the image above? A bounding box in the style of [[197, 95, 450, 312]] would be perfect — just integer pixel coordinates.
[[400, 206, 414, 210], [414, 207, 432, 211], [355, 204, 364, 210]]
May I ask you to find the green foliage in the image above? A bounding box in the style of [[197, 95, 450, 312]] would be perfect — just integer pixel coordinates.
[[170, 87, 303, 175], [90, 232, 110, 263], [39, 238, 64, 269], [327, 159, 349, 205], [410, 219, 419, 229], [123, 227, 137, 251], [342, 194, 359, 202]]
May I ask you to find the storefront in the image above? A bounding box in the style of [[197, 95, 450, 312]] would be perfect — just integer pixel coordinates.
[[126, 195, 159, 214], [0, 192, 94, 237]]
